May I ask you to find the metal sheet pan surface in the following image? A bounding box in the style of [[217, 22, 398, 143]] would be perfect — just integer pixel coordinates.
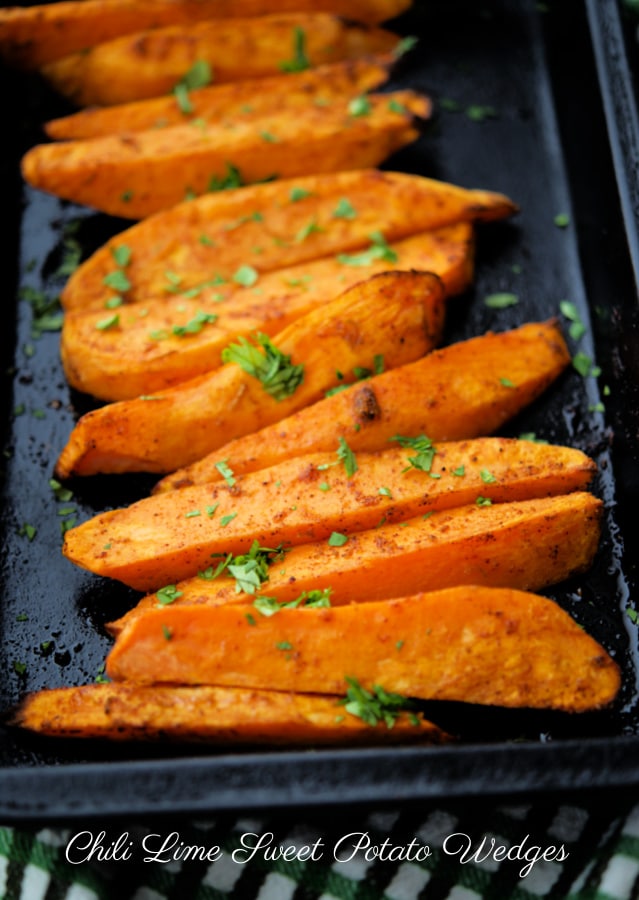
[[2, 0, 639, 821]]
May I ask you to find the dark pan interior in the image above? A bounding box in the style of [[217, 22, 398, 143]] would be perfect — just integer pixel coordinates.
[[2, 0, 639, 821]]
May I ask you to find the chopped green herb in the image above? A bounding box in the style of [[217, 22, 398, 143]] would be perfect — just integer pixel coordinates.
[[96, 313, 119, 331], [15, 613, 28, 622], [246, 613, 257, 626], [259, 130, 278, 142], [332, 197, 357, 219], [499, 377, 516, 388], [221, 332, 304, 401], [388, 98, 407, 114], [103, 270, 131, 292], [162, 624, 173, 641], [214, 459, 236, 487], [13, 660, 27, 676], [627, 607, 639, 624], [573, 351, 595, 377], [336, 436, 358, 477], [476, 496, 492, 507], [319, 482, 330, 492], [340, 676, 415, 728], [220, 513, 237, 527], [199, 234, 215, 246], [185, 509, 201, 518], [379, 486, 392, 497], [121, 190, 134, 203], [328, 531, 348, 547], [60, 517, 77, 534], [554, 212, 570, 228], [111, 245, 132, 267], [295, 218, 324, 242], [279, 26, 310, 72], [393, 35, 418, 57], [105, 296, 123, 309], [50, 478, 73, 503], [208, 163, 244, 192], [374, 354, 385, 375], [206, 504, 219, 517], [290, 185, 312, 202], [174, 59, 212, 113], [480, 469, 497, 484], [19, 523, 37, 541], [485, 292, 518, 309], [391, 433, 436, 473], [172, 310, 218, 337], [348, 95, 372, 117], [232, 265, 259, 287], [336, 231, 397, 266], [156, 584, 183, 605], [466, 104, 498, 121]]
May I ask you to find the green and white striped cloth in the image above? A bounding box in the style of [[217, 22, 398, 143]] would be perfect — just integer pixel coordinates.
[[2, 797, 639, 899]]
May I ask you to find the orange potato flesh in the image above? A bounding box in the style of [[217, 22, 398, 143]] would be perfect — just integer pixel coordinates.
[[62, 226, 473, 401], [156, 320, 569, 492], [60, 169, 517, 312], [62, 437, 597, 592], [41, 14, 400, 107], [55, 270, 445, 478], [23, 91, 430, 219], [104, 586, 621, 714], [10, 682, 447, 745], [0, 1, 412, 70], [108, 492, 602, 635], [44, 55, 395, 140]]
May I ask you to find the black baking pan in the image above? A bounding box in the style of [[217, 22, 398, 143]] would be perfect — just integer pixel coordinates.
[[2, 0, 639, 823]]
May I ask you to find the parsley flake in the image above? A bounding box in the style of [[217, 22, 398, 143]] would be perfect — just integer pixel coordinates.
[[221, 332, 304, 401], [391, 433, 436, 473], [328, 531, 348, 547], [336, 231, 397, 266], [157, 585, 183, 606], [232, 265, 259, 287], [485, 292, 518, 309], [340, 677, 416, 728], [336, 436, 358, 477], [214, 458, 236, 487], [348, 95, 372, 117], [554, 212, 570, 228], [96, 313, 120, 331], [279, 26, 310, 72]]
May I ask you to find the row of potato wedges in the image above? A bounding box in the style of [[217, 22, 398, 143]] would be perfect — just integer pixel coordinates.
[[4, 1, 622, 747]]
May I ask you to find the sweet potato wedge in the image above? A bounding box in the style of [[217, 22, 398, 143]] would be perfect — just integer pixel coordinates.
[[61, 169, 517, 312], [109, 492, 602, 635], [55, 270, 446, 478], [41, 14, 400, 107], [10, 682, 448, 745], [23, 90, 430, 219], [104, 586, 621, 713], [156, 320, 570, 491], [62, 437, 597, 591], [44, 55, 395, 140], [62, 226, 473, 401], [0, 0, 411, 70]]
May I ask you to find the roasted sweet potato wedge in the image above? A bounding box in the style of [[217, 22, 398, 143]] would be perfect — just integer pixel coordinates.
[[60, 169, 517, 312], [56, 270, 446, 478], [62, 437, 597, 591], [62, 225, 473, 401], [156, 320, 570, 491], [44, 55, 395, 140], [104, 586, 621, 713], [23, 90, 431, 219], [41, 14, 400, 106], [10, 682, 448, 745], [109, 492, 602, 635], [0, 0, 411, 70]]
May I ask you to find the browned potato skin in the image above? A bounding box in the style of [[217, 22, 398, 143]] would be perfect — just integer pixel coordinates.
[[62, 437, 597, 592], [44, 55, 395, 140], [157, 320, 569, 492], [61, 226, 473, 402], [60, 169, 518, 312], [55, 270, 446, 478], [104, 586, 621, 714], [109, 493, 602, 635], [41, 14, 400, 106], [10, 682, 447, 745], [23, 91, 431, 219]]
